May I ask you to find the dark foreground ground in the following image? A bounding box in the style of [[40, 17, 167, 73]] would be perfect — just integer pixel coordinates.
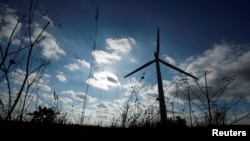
[[1, 120, 250, 139]]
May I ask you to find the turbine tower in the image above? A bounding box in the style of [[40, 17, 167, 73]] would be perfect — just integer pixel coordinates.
[[124, 27, 199, 126]]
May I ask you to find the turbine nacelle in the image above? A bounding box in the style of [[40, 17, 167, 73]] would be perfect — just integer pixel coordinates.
[[124, 27, 198, 80]]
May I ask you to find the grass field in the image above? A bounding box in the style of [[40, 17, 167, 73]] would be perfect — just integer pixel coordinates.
[[1, 120, 249, 139]]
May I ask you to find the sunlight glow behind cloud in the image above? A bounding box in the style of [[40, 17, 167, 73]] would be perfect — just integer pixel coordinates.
[[86, 71, 120, 90]]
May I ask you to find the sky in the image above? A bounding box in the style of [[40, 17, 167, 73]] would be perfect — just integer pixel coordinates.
[[1, 0, 250, 126]]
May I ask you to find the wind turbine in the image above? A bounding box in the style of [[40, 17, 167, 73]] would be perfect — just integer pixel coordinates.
[[124, 27, 199, 126]]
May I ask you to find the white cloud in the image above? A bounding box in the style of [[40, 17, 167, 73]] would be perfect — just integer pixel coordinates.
[[62, 90, 75, 95], [183, 42, 250, 82], [77, 58, 91, 69], [0, 6, 22, 45], [0, 5, 65, 60], [10, 69, 51, 92], [42, 92, 54, 102], [106, 37, 135, 54], [64, 63, 80, 71], [56, 71, 67, 82], [0, 89, 41, 109], [92, 37, 136, 65], [31, 27, 65, 59], [65, 58, 90, 71], [92, 50, 121, 64], [60, 97, 73, 105], [41, 15, 53, 24], [169, 42, 250, 104], [86, 71, 120, 90], [62, 90, 97, 103], [122, 77, 143, 91], [163, 55, 176, 66]]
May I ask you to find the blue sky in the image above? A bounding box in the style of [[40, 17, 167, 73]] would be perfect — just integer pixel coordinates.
[[1, 0, 250, 126]]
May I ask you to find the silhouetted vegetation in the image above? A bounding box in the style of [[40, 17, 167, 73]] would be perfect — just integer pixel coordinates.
[[0, 0, 60, 121], [175, 70, 248, 126], [28, 106, 59, 123]]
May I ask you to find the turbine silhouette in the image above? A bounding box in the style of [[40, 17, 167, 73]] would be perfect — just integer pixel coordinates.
[[124, 27, 199, 126]]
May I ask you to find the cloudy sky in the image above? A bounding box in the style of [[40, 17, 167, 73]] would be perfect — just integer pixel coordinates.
[[1, 0, 250, 126]]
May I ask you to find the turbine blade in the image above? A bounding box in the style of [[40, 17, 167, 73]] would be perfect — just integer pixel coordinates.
[[124, 60, 156, 78], [159, 59, 199, 80], [156, 27, 160, 56]]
